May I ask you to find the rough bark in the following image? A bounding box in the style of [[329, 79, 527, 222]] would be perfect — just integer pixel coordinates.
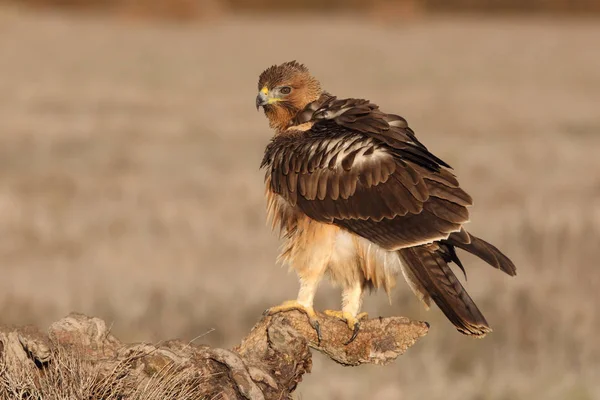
[[0, 311, 428, 399]]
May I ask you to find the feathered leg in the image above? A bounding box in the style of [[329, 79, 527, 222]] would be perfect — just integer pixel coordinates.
[[265, 262, 326, 343]]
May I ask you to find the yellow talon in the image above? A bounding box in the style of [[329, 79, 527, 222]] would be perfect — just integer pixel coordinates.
[[357, 312, 369, 321], [265, 300, 316, 318], [264, 300, 321, 343], [324, 310, 354, 329], [324, 310, 367, 329], [324, 310, 368, 344]]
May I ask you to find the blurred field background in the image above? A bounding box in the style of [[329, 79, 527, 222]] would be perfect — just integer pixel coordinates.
[[1, 1, 600, 399]]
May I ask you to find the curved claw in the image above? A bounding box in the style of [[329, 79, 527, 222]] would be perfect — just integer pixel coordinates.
[[311, 319, 322, 345], [344, 321, 361, 345], [323, 310, 367, 345], [264, 300, 321, 344]]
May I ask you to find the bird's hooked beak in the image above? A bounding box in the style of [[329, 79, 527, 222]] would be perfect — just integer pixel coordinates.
[[256, 86, 271, 110], [256, 92, 268, 110]]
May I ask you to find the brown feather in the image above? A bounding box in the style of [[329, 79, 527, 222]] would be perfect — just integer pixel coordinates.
[[424, 197, 470, 224], [317, 170, 328, 201], [360, 169, 374, 188], [398, 245, 491, 337], [445, 231, 517, 276], [342, 148, 361, 171], [298, 174, 307, 197], [262, 91, 499, 260], [328, 173, 341, 201], [426, 179, 473, 206], [450, 227, 472, 244]]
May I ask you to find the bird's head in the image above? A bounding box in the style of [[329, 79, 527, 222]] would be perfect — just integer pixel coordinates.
[[256, 61, 322, 132]]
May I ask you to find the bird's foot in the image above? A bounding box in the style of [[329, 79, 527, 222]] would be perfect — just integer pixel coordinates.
[[264, 300, 322, 344], [323, 310, 368, 345]]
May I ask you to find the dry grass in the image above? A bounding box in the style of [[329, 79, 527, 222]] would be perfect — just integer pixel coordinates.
[[0, 345, 208, 399], [0, 5, 599, 399]]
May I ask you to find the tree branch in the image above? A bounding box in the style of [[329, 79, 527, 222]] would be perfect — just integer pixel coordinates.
[[0, 311, 428, 399]]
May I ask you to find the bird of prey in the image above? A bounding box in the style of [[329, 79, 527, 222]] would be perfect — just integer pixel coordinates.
[[257, 61, 515, 343]]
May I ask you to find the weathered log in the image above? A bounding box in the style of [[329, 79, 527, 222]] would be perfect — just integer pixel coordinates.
[[0, 311, 428, 399]]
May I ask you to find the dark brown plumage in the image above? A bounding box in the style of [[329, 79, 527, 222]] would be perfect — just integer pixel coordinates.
[[258, 61, 515, 338]]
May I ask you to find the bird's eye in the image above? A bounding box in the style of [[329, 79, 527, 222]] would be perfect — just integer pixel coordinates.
[[280, 86, 292, 94]]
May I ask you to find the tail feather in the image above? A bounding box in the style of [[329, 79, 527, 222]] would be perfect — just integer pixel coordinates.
[[399, 230, 515, 337], [445, 229, 517, 276], [399, 244, 492, 337]]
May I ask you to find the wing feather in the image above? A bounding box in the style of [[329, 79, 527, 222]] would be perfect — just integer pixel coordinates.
[[262, 95, 472, 250]]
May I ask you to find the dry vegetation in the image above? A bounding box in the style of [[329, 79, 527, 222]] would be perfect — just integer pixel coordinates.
[[0, 311, 427, 399], [0, 346, 207, 400], [0, 315, 211, 399], [0, 4, 599, 399]]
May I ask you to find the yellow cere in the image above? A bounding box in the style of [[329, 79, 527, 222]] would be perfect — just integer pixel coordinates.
[[260, 86, 280, 104]]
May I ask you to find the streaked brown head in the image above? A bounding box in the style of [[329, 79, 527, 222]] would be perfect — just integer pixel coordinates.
[[256, 61, 322, 132]]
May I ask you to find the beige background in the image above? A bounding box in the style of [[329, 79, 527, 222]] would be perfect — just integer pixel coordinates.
[[0, 5, 599, 399]]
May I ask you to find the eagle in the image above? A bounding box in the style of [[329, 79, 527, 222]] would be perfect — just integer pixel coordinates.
[[257, 61, 515, 343]]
